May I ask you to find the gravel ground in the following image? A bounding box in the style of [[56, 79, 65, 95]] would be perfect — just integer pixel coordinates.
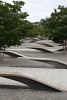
[[0, 55, 67, 100], [12, 51, 67, 62], [0, 41, 67, 100], [0, 56, 54, 68], [0, 88, 67, 100]]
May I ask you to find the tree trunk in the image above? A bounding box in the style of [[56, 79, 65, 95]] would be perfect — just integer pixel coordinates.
[[65, 40, 67, 54], [0, 47, 1, 60], [63, 40, 67, 54], [0, 46, 6, 62], [63, 43, 65, 54], [1, 47, 5, 61]]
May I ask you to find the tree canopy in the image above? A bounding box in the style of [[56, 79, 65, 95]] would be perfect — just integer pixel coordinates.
[[47, 6, 67, 43], [0, 0, 28, 48], [27, 22, 45, 38], [40, 5, 67, 53], [0, 0, 28, 60]]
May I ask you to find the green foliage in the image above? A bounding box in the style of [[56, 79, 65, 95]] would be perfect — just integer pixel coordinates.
[[0, 0, 28, 48], [45, 6, 67, 43], [27, 22, 45, 37], [39, 18, 51, 37]]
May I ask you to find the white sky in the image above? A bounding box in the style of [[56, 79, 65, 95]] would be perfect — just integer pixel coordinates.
[[2, 0, 67, 22]]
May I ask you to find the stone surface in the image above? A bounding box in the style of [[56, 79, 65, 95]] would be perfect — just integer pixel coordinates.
[[0, 39, 67, 100], [0, 67, 67, 91]]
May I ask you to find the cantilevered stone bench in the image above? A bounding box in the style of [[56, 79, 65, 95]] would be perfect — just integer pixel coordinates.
[[30, 57, 67, 69], [30, 47, 53, 53], [3, 51, 67, 69], [37, 43, 54, 47], [4, 51, 24, 58], [0, 67, 67, 92], [0, 72, 61, 91]]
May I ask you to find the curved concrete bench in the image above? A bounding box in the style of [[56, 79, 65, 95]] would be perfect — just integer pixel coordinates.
[[4, 51, 25, 58], [30, 57, 67, 69], [4, 51, 67, 69], [57, 48, 67, 51], [30, 47, 53, 53], [37, 43, 54, 47], [0, 72, 61, 91]]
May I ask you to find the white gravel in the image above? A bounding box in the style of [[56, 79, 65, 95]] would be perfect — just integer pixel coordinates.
[[0, 89, 67, 100]]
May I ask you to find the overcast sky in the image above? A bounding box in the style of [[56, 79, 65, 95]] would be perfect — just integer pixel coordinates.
[[2, 0, 67, 22]]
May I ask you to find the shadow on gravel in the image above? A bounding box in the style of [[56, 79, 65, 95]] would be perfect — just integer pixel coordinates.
[[0, 85, 29, 89], [0, 75, 61, 92], [0, 85, 61, 92]]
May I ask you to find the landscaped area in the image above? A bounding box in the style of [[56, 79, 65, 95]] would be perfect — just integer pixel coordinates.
[[0, 39, 67, 100], [0, 0, 67, 100]]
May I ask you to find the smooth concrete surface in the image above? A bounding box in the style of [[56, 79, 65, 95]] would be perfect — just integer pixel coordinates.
[[4, 51, 24, 58], [0, 57, 54, 68], [0, 39, 67, 93], [7, 40, 63, 53], [0, 67, 67, 91], [7, 48, 41, 52], [29, 47, 53, 53], [29, 46, 63, 53], [3, 50, 67, 69], [30, 57, 67, 69], [36, 40, 61, 47], [0, 77, 27, 87]]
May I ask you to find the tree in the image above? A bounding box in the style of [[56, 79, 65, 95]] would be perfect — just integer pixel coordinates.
[[0, 0, 28, 61], [43, 6, 67, 53], [27, 22, 45, 38], [39, 18, 50, 37]]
